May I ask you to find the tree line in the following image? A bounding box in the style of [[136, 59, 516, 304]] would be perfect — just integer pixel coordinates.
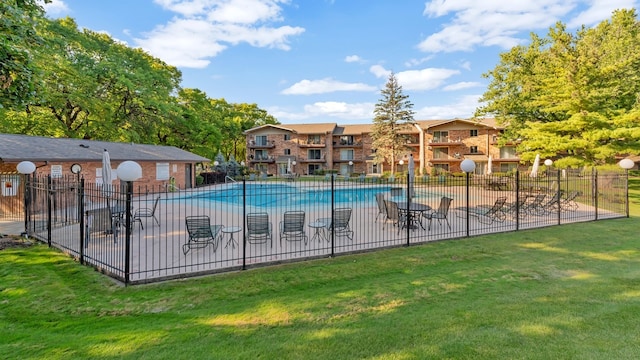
[[1, 0, 277, 162]]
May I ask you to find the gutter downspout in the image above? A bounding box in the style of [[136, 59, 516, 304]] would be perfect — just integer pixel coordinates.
[[414, 123, 425, 175]]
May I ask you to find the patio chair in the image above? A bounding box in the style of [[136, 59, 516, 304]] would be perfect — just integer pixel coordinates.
[[525, 194, 547, 216], [422, 197, 453, 230], [541, 190, 564, 213], [560, 191, 581, 211], [132, 195, 160, 230], [383, 200, 408, 234], [375, 193, 387, 223], [279, 210, 308, 245], [183, 215, 223, 255], [247, 212, 273, 247], [464, 196, 507, 225], [318, 207, 353, 241]]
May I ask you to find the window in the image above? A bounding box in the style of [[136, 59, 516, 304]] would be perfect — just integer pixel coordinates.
[[500, 163, 517, 172], [307, 135, 322, 145], [156, 163, 170, 180], [254, 135, 267, 146], [500, 146, 517, 159], [308, 149, 322, 160], [255, 164, 267, 174], [308, 164, 320, 175], [470, 129, 478, 137], [433, 131, 448, 143], [340, 149, 354, 160], [284, 134, 290, 140], [284, 149, 291, 155], [339, 135, 354, 145], [470, 146, 478, 154], [254, 150, 269, 160], [433, 147, 449, 159]]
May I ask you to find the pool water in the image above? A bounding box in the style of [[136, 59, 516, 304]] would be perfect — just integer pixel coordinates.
[[190, 184, 444, 208]]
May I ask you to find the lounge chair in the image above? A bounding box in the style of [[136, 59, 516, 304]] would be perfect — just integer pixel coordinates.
[[279, 210, 307, 245], [525, 194, 547, 215], [375, 193, 387, 223], [465, 196, 507, 224], [383, 200, 408, 234], [183, 215, 223, 254], [540, 190, 564, 213], [132, 195, 160, 230], [247, 212, 273, 247], [560, 191, 581, 211], [318, 207, 353, 241], [422, 196, 453, 230]]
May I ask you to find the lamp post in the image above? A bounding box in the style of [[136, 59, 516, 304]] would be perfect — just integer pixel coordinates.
[[619, 158, 634, 218], [17, 161, 36, 237], [348, 160, 353, 176], [461, 159, 476, 237], [116, 161, 142, 285]]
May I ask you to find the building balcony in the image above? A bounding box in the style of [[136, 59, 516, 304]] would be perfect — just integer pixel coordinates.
[[333, 158, 361, 163], [248, 140, 275, 149], [249, 155, 275, 163], [299, 140, 326, 148], [428, 137, 464, 145], [332, 140, 363, 148], [299, 157, 326, 163]]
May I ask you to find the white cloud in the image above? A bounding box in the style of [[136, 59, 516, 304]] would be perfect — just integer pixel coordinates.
[[419, 0, 578, 53], [415, 94, 482, 119], [137, 0, 304, 68], [281, 79, 377, 95], [370, 65, 460, 91], [345, 55, 363, 63], [269, 101, 375, 121], [566, 0, 637, 28], [41, 0, 69, 15], [442, 81, 483, 91], [404, 56, 434, 68]]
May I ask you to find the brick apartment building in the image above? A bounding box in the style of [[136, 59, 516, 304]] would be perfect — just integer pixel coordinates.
[[244, 118, 521, 176]]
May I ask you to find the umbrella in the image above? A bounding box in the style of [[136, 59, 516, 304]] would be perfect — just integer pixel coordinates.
[[287, 158, 292, 174], [102, 149, 113, 197], [487, 155, 493, 175], [408, 154, 415, 198], [530, 154, 540, 178]]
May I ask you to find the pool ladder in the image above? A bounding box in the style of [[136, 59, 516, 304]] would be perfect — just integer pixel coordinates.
[[225, 176, 236, 183]]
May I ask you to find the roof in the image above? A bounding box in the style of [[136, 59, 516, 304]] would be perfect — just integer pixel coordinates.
[[0, 133, 210, 163], [333, 124, 373, 135], [244, 123, 337, 134], [418, 118, 501, 130]]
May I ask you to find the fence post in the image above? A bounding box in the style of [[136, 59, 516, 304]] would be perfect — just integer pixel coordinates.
[[406, 172, 411, 246], [556, 169, 561, 225], [79, 178, 85, 265], [515, 170, 520, 231], [593, 167, 598, 220], [124, 180, 133, 285], [47, 175, 52, 247], [330, 174, 335, 257], [242, 176, 247, 270]]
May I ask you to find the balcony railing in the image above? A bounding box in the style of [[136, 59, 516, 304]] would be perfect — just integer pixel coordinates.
[[249, 140, 275, 148], [299, 140, 326, 148], [249, 155, 275, 163], [333, 140, 363, 148]]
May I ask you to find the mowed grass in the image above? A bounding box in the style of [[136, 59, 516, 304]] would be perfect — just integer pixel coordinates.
[[2, 179, 640, 359]]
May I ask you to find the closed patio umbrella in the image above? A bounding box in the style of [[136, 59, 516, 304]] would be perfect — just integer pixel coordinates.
[[102, 149, 113, 197], [530, 154, 540, 178], [287, 158, 292, 174]]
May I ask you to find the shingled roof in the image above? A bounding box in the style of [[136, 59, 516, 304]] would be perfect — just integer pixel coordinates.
[[0, 133, 210, 163]]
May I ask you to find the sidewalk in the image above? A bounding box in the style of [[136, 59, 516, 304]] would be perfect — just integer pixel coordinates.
[[0, 220, 25, 236]]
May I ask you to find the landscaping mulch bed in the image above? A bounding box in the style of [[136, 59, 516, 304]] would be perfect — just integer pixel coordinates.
[[0, 234, 34, 250]]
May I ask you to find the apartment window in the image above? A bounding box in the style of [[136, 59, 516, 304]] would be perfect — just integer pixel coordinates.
[[308, 164, 321, 175], [308, 149, 322, 160], [284, 149, 291, 155], [339, 135, 354, 145], [433, 147, 449, 159], [340, 149, 354, 160], [254, 135, 267, 146], [254, 149, 268, 160], [433, 131, 448, 143], [284, 134, 291, 140], [470, 146, 479, 153], [500, 146, 517, 159], [470, 129, 478, 137], [307, 135, 322, 145], [500, 163, 517, 172]]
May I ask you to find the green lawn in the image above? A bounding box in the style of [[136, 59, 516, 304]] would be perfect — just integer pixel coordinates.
[[2, 178, 640, 359]]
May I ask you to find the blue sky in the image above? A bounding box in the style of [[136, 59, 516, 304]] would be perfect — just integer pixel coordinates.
[[43, 0, 637, 124]]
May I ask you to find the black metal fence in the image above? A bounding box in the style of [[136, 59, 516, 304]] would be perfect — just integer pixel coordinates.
[[23, 169, 628, 285]]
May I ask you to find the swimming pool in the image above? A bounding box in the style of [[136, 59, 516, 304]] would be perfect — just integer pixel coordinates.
[[189, 183, 444, 208]]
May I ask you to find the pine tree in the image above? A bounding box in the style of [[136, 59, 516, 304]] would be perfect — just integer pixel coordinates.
[[371, 72, 415, 174]]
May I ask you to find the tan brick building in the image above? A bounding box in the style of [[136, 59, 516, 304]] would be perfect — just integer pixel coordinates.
[[244, 118, 521, 176]]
